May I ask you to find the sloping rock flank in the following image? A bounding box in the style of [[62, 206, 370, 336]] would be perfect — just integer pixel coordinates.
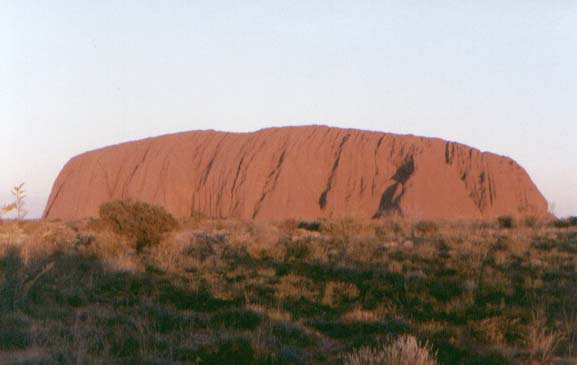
[[43, 126, 549, 220]]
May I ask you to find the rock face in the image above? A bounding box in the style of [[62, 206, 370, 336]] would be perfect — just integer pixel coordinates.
[[43, 126, 549, 221]]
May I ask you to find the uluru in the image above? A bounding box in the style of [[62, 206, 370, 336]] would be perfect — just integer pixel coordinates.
[[43, 126, 549, 221]]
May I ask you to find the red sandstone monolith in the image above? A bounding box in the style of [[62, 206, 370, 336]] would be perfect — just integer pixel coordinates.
[[43, 126, 549, 221]]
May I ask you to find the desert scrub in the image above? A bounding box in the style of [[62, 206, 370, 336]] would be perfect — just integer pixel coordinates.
[[341, 335, 437, 365], [275, 273, 319, 302], [525, 310, 565, 364], [0, 313, 32, 350], [522, 215, 538, 228], [322, 281, 360, 308], [210, 308, 262, 330], [298, 220, 322, 232], [552, 218, 570, 228], [0, 246, 25, 313], [283, 237, 314, 261], [469, 316, 509, 345], [497, 215, 514, 229], [413, 221, 439, 236], [1, 217, 576, 364], [99, 199, 177, 251]]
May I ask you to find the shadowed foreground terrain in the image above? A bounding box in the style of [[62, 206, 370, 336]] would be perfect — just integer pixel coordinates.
[[1, 214, 577, 364]]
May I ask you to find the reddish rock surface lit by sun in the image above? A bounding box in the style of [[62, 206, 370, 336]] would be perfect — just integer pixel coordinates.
[[43, 126, 549, 221]]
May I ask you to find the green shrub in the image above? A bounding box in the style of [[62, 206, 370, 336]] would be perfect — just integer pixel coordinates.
[[273, 347, 306, 365], [322, 281, 360, 308], [309, 320, 410, 340], [497, 216, 514, 229], [99, 199, 178, 251], [196, 338, 255, 365], [298, 220, 321, 232], [0, 246, 24, 313], [157, 281, 235, 311], [272, 321, 315, 348], [0, 314, 31, 350], [531, 239, 557, 251], [145, 304, 206, 333], [92, 270, 156, 307], [428, 278, 463, 302], [523, 216, 538, 228], [210, 309, 262, 330], [183, 238, 216, 261], [284, 238, 313, 261], [182, 232, 226, 262], [469, 352, 510, 365], [283, 298, 334, 320], [552, 219, 570, 228]]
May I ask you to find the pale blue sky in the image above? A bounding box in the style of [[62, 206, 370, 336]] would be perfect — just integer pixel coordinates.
[[1, 1, 576, 218]]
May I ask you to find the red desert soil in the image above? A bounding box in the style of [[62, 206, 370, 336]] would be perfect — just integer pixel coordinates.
[[43, 126, 548, 221]]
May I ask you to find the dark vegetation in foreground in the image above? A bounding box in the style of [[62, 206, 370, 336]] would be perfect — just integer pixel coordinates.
[[1, 202, 577, 364]]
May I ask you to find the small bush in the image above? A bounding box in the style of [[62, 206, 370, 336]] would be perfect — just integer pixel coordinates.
[[284, 298, 334, 320], [275, 274, 318, 302], [413, 221, 439, 236], [157, 282, 233, 311], [469, 352, 511, 365], [525, 311, 564, 364], [428, 278, 463, 302], [272, 347, 306, 365], [531, 239, 556, 251], [470, 317, 507, 345], [210, 309, 262, 330], [298, 220, 322, 232], [0, 246, 25, 313], [145, 305, 205, 333], [196, 338, 254, 365], [0, 314, 31, 350], [341, 335, 437, 365], [284, 239, 313, 261], [497, 216, 514, 229], [322, 281, 359, 308], [272, 321, 315, 348], [109, 334, 139, 358], [523, 216, 538, 228], [183, 238, 216, 261], [552, 219, 570, 228], [311, 320, 410, 340], [568, 216, 577, 226], [99, 199, 178, 251]]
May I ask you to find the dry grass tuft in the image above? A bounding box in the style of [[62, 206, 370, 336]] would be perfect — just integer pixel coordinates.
[[525, 309, 565, 364], [342, 335, 437, 365]]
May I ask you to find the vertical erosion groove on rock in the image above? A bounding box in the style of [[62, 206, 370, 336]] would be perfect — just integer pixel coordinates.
[[318, 134, 350, 210], [373, 156, 415, 218]]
